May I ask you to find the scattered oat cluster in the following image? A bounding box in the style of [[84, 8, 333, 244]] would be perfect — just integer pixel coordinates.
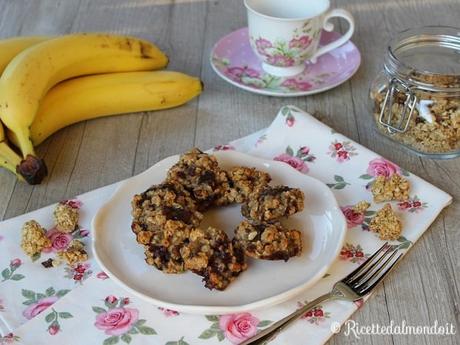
[[20, 201, 87, 266], [352, 201, 370, 214], [20, 220, 51, 257], [369, 204, 402, 241], [371, 174, 410, 203], [53, 203, 79, 233], [350, 172, 410, 241]]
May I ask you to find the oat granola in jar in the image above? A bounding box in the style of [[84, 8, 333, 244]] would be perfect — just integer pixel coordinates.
[[370, 26, 460, 158]]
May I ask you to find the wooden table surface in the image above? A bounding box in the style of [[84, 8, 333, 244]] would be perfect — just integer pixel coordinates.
[[0, 0, 459, 344]]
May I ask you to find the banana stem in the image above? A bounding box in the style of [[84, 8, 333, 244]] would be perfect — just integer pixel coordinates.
[[9, 127, 47, 184], [14, 127, 36, 157], [0, 141, 24, 181]]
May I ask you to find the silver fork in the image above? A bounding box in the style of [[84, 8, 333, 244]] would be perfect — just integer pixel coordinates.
[[240, 243, 403, 345]]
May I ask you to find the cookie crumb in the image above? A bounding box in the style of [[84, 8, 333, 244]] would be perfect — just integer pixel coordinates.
[[41, 258, 54, 268], [371, 174, 410, 203], [21, 220, 51, 257], [57, 239, 88, 265], [54, 203, 79, 233], [369, 204, 402, 240], [352, 201, 370, 213]]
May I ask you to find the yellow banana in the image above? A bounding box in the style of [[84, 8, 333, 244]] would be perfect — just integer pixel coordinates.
[[0, 36, 51, 182], [0, 33, 168, 184], [0, 36, 50, 72], [19, 71, 202, 145], [0, 122, 23, 180]]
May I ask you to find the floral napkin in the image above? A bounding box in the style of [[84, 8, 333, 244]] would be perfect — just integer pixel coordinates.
[[0, 106, 452, 345]]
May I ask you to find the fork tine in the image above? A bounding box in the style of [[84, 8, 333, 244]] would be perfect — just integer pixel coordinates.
[[349, 245, 395, 285], [359, 253, 403, 295], [342, 242, 388, 283], [353, 249, 399, 289]]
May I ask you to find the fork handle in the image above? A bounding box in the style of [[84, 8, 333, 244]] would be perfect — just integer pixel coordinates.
[[240, 293, 333, 345]]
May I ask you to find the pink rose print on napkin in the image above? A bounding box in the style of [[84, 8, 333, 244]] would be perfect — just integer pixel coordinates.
[[341, 206, 365, 229], [77, 228, 90, 237], [341, 205, 375, 231], [0, 258, 24, 283], [0, 333, 20, 344], [366, 157, 400, 178], [255, 134, 267, 147], [339, 243, 369, 264], [93, 296, 155, 344], [213, 144, 235, 151], [96, 271, 110, 280], [281, 106, 297, 127], [44, 307, 73, 336], [61, 198, 82, 209], [95, 307, 139, 336], [359, 157, 409, 188], [200, 314, 272, 343], [43, 228, 73, 253], [275, 153, 308, 173], [48, 324, 59, 335], [219, 313, 260, 344], [298, 303, 331, 325], [328, 140, 358, 162], [23, 296, 59, 320], [22, 287, 69, 320], [274, 146, 316, 174], [398, 196, 428, 213], [64, 262, 92, 284], [158, 307, 179, 317]]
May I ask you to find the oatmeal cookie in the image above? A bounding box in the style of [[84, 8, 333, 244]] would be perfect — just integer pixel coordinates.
[[131, 181, 202, 234], [225, 167, 272, 203], [21, 220, 51, 257], [140, 221, 191, 274], [166, 148, 230, 210], [369, 204, 402, 240], [180, 227, 247, 290], [53, 203, 79, 233], [371, 174, 410, 203], [241, 186, 304, 222], [234, 220, 302, 261]]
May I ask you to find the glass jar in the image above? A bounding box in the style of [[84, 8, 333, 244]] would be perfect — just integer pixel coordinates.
[[369, 26, 460, 159]]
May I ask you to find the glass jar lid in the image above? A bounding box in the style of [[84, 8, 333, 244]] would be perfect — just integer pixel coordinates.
[[384, 26, 460, 92]]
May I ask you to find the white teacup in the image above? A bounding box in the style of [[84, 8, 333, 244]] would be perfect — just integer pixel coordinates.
[[245, 0, 355, 77]]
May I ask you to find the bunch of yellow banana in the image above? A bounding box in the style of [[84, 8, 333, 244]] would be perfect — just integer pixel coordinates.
[[0, 34, 202, 184]]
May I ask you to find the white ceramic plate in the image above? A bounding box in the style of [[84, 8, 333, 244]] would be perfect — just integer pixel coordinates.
[[92, 151, 346, 314]]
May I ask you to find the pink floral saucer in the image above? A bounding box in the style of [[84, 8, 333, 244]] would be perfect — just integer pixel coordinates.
[[210, 28, 361, 97]]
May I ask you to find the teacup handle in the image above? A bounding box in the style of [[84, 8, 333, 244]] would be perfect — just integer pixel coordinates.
[[310, 8, 355, 62]]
